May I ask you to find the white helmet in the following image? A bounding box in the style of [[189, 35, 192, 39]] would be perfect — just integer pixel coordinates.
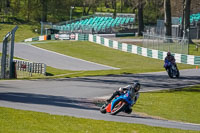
[[119, 87, 123, 91]]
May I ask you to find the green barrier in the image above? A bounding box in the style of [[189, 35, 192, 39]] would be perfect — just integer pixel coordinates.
[[78, 34, 89, 41], [194, 56, 200, 65], [137, 47, 142, 55], [118, 42, 122, 50], [116, 33, 135, 37], [181, 54, 187, 64], [51, 34, 55, 40], [158, 51, 163, 60], [32, 37, 39, 41], [147, 49, 152, 58]]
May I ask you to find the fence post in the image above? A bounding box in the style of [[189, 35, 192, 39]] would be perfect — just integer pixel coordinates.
[[1, 38, 8, 78], [1, 26, 18, 79], [9, 26, 18, 78]]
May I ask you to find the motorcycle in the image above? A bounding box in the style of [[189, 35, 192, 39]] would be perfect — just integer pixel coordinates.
[[164, 60, 180, 78], [100, 89, 139, 115]]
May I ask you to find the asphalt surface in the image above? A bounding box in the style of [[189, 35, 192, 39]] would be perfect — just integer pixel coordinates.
[[0, 42, 200, 131], [0, 69, 200, 131], [0, 43, 118, 71]]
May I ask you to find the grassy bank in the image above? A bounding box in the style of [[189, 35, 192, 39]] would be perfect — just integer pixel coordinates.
[[134, 85, 200, 124], [0, 107, 198, 133], [0, 24, 39, 42]]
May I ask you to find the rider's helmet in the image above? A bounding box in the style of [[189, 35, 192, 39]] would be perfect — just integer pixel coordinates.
[[133, 82, 141, 92], [119, 83, 140, 93], [167, 52, 171, 56]]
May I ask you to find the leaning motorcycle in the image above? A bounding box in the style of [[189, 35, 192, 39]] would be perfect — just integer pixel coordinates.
[[100, 89, 139, 115], [164, 60, 180, 78]]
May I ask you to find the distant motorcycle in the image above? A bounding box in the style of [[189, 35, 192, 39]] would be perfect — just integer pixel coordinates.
[[164, 60, 180, 78], [100, 89, 139, 115]]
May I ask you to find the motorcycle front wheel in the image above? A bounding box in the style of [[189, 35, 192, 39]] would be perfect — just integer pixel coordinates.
[[100, 104, 107, 114], [167, 69, 173, 78], [110, 100, 126, 115]]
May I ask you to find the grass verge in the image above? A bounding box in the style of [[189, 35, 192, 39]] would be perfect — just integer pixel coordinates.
[[0, 107, 198, 133], [134, 85, 200, 124]]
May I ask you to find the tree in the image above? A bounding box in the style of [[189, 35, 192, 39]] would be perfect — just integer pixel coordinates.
[[104, 0, 110, 8], [128, 0, 146, 36], [0, 0, 10, 15], [183, 0, 192, 41], [180, 0, 192, 43], [137, 0, 145, 36], [120, 0, 123, 13], [164, 0, 172, 37], [82, 0, 99, 16], [26, 0, 31, 21], [111, 0, 117, 18], [0, 0, 10, 22], [13, 0, 21, 16], [41, 0, 48, 22]]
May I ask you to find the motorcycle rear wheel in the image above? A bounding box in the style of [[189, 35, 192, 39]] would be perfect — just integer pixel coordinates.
[[110, 100, 126, 115], [100, 104, 107, 114], [176, 70, 180, 78]]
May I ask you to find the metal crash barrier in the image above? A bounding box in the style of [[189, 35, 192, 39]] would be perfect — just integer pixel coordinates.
[[0, 26, 18, 79]]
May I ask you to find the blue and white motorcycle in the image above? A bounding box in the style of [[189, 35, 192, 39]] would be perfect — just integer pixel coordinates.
[[100, 89, 139, 115], [164, 60, 180, 78]]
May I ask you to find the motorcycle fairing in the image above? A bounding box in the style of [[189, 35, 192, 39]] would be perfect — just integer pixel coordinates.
[[110, 91, 132, 111]]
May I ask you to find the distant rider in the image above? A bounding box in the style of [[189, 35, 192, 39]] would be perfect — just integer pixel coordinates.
[[164, 52, 178, 70]]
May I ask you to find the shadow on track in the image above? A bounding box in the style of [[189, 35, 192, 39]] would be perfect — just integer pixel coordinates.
[[0, 92, 99, 111], [44, 73, 200, 91]]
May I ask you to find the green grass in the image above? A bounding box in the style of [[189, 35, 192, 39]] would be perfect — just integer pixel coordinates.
[[45, 66, 78, 76], [16, 70, 46, 79], [33, 40, 194, 78], [0, 107, 198, 133], [189, 44, 200, 56], [134, 85, 200, 124], [0, 24, 39, 42]]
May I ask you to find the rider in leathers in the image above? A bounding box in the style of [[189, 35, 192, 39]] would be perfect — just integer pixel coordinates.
[[106, 82, 140, 114], [164, 52, 178, 70]]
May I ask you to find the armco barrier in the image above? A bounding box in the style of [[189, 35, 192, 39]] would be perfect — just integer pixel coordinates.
[[88, 34, 200, 66]]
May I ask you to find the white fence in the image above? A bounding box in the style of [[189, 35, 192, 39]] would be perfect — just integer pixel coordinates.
[[14, 59, 46, 77]]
